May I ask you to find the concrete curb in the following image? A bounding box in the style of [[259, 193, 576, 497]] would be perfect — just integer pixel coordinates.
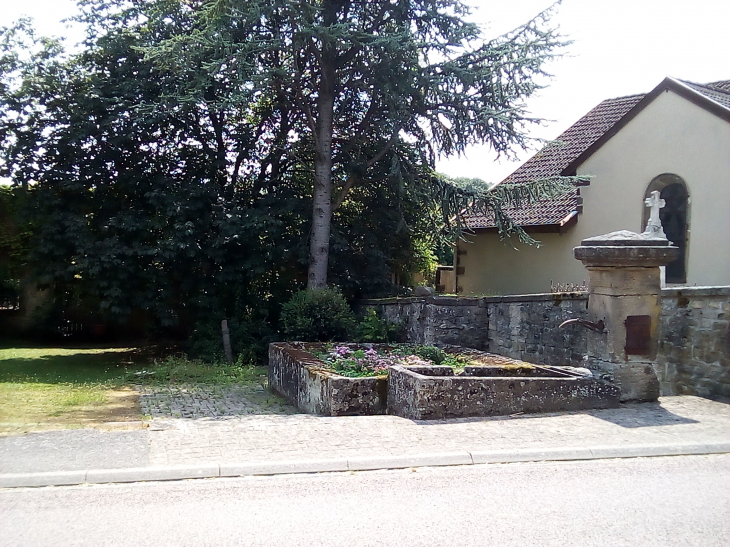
[[2, 442, 729, 489], [347, 451, 473, 471]]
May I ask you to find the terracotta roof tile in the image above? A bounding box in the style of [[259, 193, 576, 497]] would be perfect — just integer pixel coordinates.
[[464, 192, 579, 229], [464, 94, 644, 229], [464, 78, 729, 230]]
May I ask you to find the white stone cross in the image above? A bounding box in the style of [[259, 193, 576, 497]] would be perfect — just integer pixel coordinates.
[[643, 190, 666, 238]]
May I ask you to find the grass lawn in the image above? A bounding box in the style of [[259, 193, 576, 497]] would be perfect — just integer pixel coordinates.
[[0, 345, 271, 435], [0, 347, 152, 435]]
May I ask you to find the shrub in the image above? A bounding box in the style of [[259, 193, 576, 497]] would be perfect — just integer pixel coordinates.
[[280, 288, 356, 342], [357, 308, 402, 343], [408, 345, 466, 368], [410, 345, 447, 364], [315, 344, 467, 377]]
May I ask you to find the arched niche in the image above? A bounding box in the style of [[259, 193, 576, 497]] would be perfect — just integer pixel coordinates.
[[642, 174, 690, 284]]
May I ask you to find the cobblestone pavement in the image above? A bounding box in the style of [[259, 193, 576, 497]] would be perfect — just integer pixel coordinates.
[[138, 384, 300, 419], [145, 395, 730, 466], [2, 390, 729, 476]]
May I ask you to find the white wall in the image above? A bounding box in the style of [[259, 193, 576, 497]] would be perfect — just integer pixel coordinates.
[[458, 89, 730, 295], [457, 232, 585, 295]]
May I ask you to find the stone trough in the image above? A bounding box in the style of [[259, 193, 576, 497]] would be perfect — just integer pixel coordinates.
[[269, 342, 620, 418], [269, 342, 388, 416], [387, 363, 620, 420]]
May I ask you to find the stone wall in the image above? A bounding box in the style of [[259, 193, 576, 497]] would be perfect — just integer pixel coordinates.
[[359, 296, 490, 350], [360, 286, 730, 400], [486, 293, 588, 367], [360, 293, 587, 364], [656, 287, 730, 399]]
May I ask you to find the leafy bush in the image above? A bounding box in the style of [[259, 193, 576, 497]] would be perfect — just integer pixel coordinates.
[[409, 345, 447, 365], [357, 308, 402, 343], [405, 345, 467, 369], [280, 288, 356, 342]]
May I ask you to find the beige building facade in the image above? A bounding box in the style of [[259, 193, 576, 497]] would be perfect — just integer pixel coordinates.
[[457, 78, 730, 296]]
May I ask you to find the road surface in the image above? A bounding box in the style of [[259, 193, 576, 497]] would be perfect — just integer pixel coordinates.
[[1, 454, 728, 546]]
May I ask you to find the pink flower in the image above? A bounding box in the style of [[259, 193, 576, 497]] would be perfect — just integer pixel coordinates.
[[333, 346, 351, 357]]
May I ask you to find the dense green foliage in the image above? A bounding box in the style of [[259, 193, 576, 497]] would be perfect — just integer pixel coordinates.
[[0, 1, 585, 352], [280, 288, 356, 342], [357, 309, 402, 343], [0, 186, 29, 307], [142, 0, 578, 289], [187, 311, 276, 364]]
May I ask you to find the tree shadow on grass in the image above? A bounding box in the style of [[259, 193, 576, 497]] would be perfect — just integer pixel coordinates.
[[0, 347, 158, 385]]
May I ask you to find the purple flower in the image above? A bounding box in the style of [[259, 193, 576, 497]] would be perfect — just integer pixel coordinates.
[[333, 346, 351, 357]]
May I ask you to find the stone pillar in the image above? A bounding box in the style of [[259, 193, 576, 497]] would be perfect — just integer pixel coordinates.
[[574, 231, 678, 402]]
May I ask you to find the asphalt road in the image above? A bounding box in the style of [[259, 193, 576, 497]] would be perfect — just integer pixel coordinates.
[[1, 454, 728, 547]]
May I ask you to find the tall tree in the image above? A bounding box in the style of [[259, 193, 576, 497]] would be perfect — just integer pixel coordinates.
[[0, 1, 583, 334], [145, 0, 577, 289], [0, 14, 310, 325]]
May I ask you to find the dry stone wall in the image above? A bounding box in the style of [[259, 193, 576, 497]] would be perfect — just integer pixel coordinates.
[[360, 296, 490, 350], [657, 287, 730, 399], [486, 294, 588, 367], [360, 286, 730, 400]]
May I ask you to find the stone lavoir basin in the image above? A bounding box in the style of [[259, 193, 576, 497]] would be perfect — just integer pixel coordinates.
[[268, 342, 620, 418], [269, 342, 389, 416]]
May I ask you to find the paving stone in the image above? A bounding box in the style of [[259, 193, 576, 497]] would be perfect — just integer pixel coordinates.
[[4, 387, 728, 478], [143, 395, 730, 467], [137, 384, 299, 420]]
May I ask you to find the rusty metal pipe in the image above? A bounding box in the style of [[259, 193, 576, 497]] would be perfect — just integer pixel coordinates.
[[558, 318, 607, 334]]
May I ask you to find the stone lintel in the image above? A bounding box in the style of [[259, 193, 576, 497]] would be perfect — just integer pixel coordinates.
[[575, 246, 679, 268], [580, 230, 673, 246]]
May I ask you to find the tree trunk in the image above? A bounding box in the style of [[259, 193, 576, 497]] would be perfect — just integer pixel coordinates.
[[307, 53, 336, 289]]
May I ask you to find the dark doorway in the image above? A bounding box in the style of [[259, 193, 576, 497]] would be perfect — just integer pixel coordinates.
[[659, 183, 688, 283], [643, 174, 689, 284]]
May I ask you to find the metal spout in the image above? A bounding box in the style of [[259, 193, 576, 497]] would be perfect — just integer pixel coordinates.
[[558, 318, 607, 334]]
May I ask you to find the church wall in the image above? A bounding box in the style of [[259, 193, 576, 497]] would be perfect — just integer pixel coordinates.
[[456, 232, 585, 296], [457, 89, 730, 296], [577, 90, 730, 287]]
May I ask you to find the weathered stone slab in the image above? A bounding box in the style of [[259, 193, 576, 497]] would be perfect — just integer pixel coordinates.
[[268, 343, 387, 416], [387, 362, 620, 420]]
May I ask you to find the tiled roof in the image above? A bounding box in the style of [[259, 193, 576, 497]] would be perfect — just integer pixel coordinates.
[[463, 191, 579, 229], [464, 94, 644, 229], [465, 78, 730, 230], [706, 80, 730, 92], [680, 79, 730, 110]]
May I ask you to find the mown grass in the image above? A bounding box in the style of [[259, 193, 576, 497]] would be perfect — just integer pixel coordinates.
[[0, 346, 270, 435], [0, 347, 150, 435], [129, 355, 267, 387]]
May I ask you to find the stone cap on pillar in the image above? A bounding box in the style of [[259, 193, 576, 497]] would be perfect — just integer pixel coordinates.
[[574, 230, 678, 267]]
